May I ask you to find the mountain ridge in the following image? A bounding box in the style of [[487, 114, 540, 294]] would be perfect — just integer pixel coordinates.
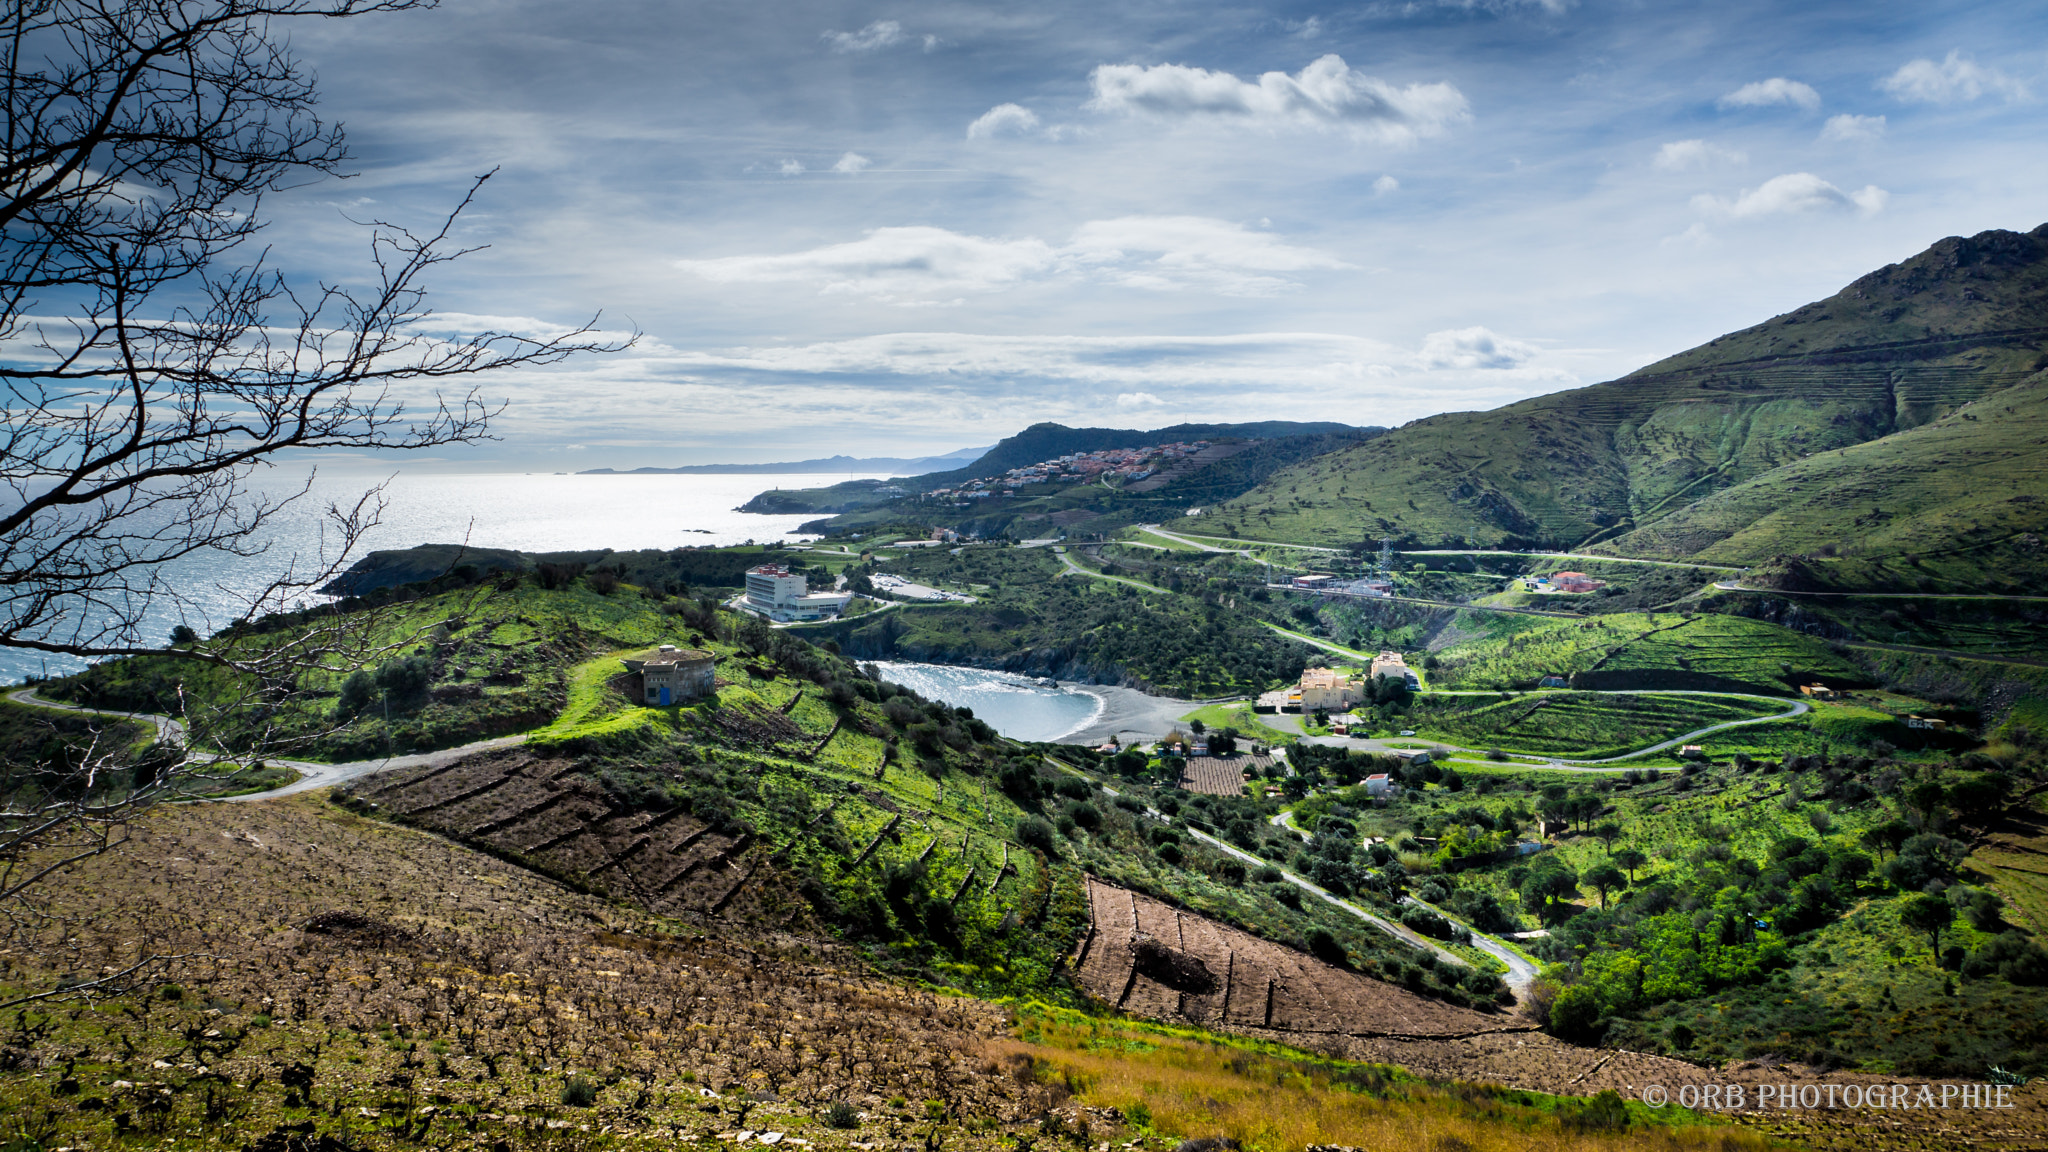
[[1196, 223, 2048, 571]]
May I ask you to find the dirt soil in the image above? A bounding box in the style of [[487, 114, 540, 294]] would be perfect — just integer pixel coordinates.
[[0, 796, 1053, 1151], [1176, 755, 1267, 796], [1074, 879, 2048, 1149], [353, 746, 772, 921]]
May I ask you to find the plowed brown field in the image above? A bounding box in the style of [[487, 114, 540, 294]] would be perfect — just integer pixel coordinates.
[[1076, 880, 2048, 1146], [356, 746, 771, 919], [1177, 755, 1269, 795], [1078, 876, 2037, 1122]]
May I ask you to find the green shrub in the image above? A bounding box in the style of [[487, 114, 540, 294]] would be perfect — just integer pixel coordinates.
[[1016, 815, 1058, 854], [562, 1075, 599, 1107], [1559, 1089, 1630, 1134], [825, 1101, 860, 1129]]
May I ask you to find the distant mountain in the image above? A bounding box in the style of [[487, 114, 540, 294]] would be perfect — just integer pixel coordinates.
[[579, 446, 988, 476], [736, 420, 1365, 520], [1200, 224, 2048, 589], [924, 421, 1356, 489]]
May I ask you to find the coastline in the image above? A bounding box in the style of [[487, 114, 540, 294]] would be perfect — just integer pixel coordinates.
[[870, 659, 1194, 746], [1056, 683, 1198, 747]]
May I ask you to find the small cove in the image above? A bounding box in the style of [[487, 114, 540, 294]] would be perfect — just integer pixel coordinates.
[[868, 661, 1103, 743]]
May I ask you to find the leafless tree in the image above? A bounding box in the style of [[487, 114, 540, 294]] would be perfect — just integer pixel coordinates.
[[0, 0, 626, 998], [0, 0, 626, 669]]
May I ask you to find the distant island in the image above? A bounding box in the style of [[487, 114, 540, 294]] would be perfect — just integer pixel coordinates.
[[579, 446, 987, 476]]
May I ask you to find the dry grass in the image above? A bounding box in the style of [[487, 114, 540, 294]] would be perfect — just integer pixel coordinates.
[[993, 1007, 1765, 1152]]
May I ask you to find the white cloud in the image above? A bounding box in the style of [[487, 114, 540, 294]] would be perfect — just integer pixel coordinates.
[[1717, 78, 1822, 112], [1659, 222, 1718, 250], [823, 21, 905, 53], [1083, 54, 1470, 143], [1653, 139, 1746, 172], [1287, 16, 1323, 39], [1438, 0, 1573, 11], [1372, 175, 1399, 194], [778, 159, 805, 176], [676, 227, 1059, 301], [1414, 327, 1537, 370], [674, 217, 1352, 301], [1880, 50, 2027, 104], [1066, 216, 1353, 295], [1691, 172, 1888, 219], [966, 103, 1042, 139], [1818, 113, 1886, 143], [1117, 391, 1165, 408], [832, 152, 872, 174]]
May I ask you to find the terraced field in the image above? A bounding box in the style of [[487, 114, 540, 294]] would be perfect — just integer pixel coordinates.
[[356, 747, 770, 918], [1075, 879, 1519, 1038], [1412, 693, 1787, 758], [1075, 880, 1713, 1095], [1427, 611, 1865, 693], [1971, 804, 2048, 933]]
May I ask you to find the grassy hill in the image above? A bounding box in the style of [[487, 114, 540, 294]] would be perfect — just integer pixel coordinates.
[[11, 562, 2048, 1150], [1604, 375, 2048, 592], [1195, 224, 2048, 562], [1424, 611, 1868, 694]]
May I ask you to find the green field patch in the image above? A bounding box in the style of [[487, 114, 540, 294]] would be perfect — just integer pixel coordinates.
[[1426, 611, 1863, 694], [1178, 702, 1296, 746], [1410, 692, 1787, 758]]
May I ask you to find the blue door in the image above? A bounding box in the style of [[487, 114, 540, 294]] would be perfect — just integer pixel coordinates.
[[659, 684, 672, 706]]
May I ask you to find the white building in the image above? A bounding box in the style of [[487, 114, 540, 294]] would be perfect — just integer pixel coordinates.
[[744, 564, 853, 622]]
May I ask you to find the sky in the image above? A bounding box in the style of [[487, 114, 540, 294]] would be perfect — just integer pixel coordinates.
[[256, 0, 2047, 470]]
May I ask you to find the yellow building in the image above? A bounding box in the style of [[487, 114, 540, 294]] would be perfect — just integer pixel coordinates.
[[1298, 667, 1362, 711]]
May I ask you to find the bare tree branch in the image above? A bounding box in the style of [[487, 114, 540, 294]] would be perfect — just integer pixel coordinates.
[[0, 0, 630, 1007]]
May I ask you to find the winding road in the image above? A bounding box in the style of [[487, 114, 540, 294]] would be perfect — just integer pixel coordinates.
[[5, 686, 527, 802], [1258, 807, 1537, 995], [1052, 547, 1168, 592], [1297, 689, 1812, 768]]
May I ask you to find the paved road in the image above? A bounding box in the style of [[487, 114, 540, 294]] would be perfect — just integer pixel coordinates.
[[1401, 895, 1541, 997], [7, 687, 186, 744], [1054, 547, 1168, 592], [1045, 755, 1470, 970], [1713, 580, 2048, 602], [231, 736, 531, 801], [1408, 549, 1743, 573], [1296, 689, 1810, 767], [1262, 622, 1374, 661], [1179, 823, 1471, 969], [6, 686, 527, 802], [1137, 525, 1265, 553]]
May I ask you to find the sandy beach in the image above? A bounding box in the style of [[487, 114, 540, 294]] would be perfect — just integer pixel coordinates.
[[1058, 684, 1204, 746]]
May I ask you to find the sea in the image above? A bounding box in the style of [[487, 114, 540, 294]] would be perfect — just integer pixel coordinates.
[[3, 471, 886, 685], [869, 662, 1103, 743]]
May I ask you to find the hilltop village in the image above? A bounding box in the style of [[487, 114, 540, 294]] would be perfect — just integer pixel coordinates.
[[924, 440, 1213, 503]]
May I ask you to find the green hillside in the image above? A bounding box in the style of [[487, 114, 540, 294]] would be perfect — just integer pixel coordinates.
[[1197, 224, 2048, 557], [1424, 611, 1867, 694], [1603, 375, 2048, 592]]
